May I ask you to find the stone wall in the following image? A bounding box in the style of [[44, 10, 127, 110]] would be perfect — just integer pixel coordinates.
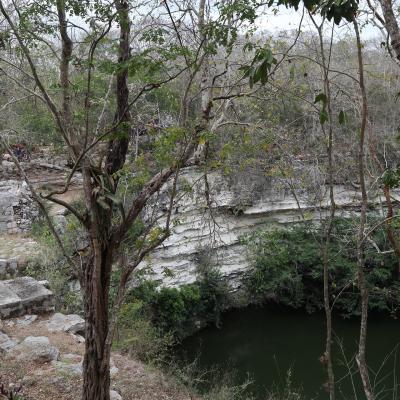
[[0, 181, 38, 234]]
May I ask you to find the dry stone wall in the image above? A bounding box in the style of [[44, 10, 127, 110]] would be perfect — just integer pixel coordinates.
[[0, 180, 38, 234]]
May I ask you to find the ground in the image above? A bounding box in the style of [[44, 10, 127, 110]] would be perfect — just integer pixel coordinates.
[[0, 234, 38, 262], [0, 314, 198, 400]]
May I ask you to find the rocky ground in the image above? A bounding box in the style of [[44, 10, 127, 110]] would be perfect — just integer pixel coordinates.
[[0, 312, 197, 400], [0, 234, 38, 261]]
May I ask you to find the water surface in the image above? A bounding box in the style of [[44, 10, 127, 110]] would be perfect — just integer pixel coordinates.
[[179, 306, 400, 399]]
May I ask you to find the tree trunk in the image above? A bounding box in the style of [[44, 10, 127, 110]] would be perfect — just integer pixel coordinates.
[[106, 0, 131, 176], [383, 185, 400, 279], [312, 17, 336, 399], [322, 247, 335, 399], [353, 18, 375, 400], [356, 269, 374, 400], [82, 322, 110, 400], [82, 242, 113, 400], [379, 0, 400, 60]]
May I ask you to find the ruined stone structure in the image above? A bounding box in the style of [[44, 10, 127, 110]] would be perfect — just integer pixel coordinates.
[[0, 277, 54, 318], [0, 180, 38, 234], [0, 153, 83, 277]]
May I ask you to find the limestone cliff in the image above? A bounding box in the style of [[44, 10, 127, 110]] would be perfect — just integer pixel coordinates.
[[137, 167, 391, 289]]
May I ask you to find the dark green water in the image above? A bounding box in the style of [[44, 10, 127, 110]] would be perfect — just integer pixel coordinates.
[[179, 306, 400, 399]]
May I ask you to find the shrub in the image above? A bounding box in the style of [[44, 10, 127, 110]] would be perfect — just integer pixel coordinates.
[[116, 261, 231, 360], [114, 301, 174, 363], [24, 218, 83, 314], [242, 218, 400, 317]]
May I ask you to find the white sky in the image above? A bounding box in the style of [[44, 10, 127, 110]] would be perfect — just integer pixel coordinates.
[[256, 4, 385, 41]]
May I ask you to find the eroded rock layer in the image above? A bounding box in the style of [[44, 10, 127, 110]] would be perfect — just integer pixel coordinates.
[[137, 167, 391, 288]]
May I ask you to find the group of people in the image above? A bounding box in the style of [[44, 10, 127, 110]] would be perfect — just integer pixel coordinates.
[[2, 143, 30, 162]]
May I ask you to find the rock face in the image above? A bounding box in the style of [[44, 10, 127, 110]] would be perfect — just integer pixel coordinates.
[[46, 313, 85, 335], [0, 277, 54, 318], [138, 167, 392, 289], [0, 180, 38, 234], [10, 336, 59, 363]]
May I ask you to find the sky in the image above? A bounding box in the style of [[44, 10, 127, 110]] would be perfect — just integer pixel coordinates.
[[255, 4, 385, 41]]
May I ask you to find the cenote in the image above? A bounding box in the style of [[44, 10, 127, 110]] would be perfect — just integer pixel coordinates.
[[179, 306, 400, 399]]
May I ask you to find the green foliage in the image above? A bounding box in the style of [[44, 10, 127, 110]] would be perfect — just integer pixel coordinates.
[[16, 101, 59, 145], [314, 92, 329, 124], [277, 0, 358, 24], [120, 262, 230, 343], [243, 218, 400, 317], [241, 46, 277, 88], [382, 167, 400, 188], [152, 285, 201, 333], [153, 127, 187, 168], [338, 109, 347, 125], [114, 299, 174, 363], [25, 220, 82, 314]]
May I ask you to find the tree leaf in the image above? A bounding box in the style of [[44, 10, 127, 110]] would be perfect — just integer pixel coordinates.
[[338, 110, 347, 125], [314, 93, 327, 105], [319, 109, 329, 125]]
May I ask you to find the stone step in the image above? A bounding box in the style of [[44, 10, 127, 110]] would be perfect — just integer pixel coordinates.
[[0, 277, 54, 318]]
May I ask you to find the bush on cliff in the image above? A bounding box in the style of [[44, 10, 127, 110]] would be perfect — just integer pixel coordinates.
[[243, 218, 400, 317], [113, 262, 230, 361]]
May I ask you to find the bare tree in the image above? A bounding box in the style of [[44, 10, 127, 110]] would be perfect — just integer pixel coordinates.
[[353, 16, 375, 400]]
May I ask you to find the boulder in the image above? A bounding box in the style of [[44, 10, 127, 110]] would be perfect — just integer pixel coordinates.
[[16, 314, 38, 326], [110, 390, 123, 400], [0, 180, 38, 234], [53, 360, 83, 376], [110, 365, 119, 377], [53, 215, 67, 235], [10, 336, 59, 363], [0, 277, 54, 318], [61, 353, 82, 363], [0, 331, 17, 353], [70, 333, 85, 343], [46, 313, 85, 335], [52, 356, 119, 378]]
